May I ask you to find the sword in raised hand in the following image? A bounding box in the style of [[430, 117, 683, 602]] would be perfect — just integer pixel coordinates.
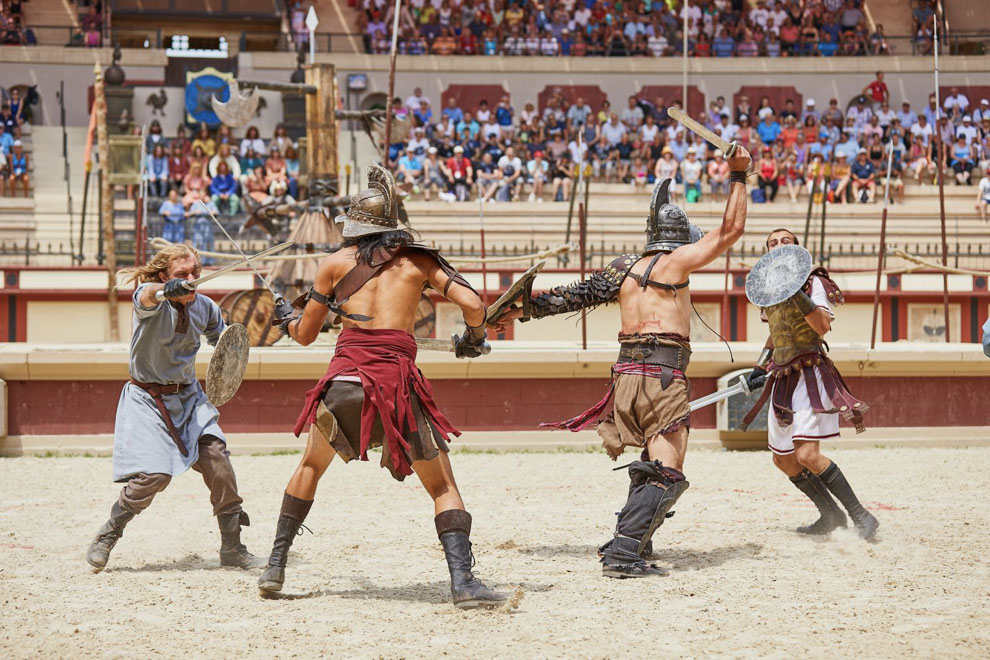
[[667, 107, 755, 176], [155, 240, 294, 301]]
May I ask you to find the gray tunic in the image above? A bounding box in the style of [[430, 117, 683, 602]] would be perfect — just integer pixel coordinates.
[[112, 283, 227, 482]]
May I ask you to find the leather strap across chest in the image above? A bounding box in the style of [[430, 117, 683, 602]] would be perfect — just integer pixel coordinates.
[[627, 252, 689, 294]]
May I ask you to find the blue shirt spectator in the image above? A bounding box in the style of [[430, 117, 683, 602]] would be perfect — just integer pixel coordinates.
[[158, 198, 185, 223], [835, 137, 860, 161], [456, 117, 480, 139], [210, 172, 237, 196], [809, 140, 834, 160], [757, 118, 782, 145], [398, 152, 423, 172], [850, 159, 875, 180], [147, 154, 169, 178], [442, 103, 464, 124], [818, 39, 838, 57], [0, 128, 14, 155], [495, 102, 513, 127], [713, 34, 735, 57]]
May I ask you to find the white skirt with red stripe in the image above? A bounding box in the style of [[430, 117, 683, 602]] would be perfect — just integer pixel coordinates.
[[767, 365, 840, 455]]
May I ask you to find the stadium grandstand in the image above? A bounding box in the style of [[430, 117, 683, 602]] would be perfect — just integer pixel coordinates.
[[1, 2, 990, 656]]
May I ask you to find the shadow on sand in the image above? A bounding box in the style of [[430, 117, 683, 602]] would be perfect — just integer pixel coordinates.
[[111, 554, 222, 573], [260, 577, 553, 604], [515, 542, 765, 572]]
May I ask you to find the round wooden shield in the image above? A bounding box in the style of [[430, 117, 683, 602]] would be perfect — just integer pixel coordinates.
[[205, 323, 250, 407], [227, 289, 280, 347]]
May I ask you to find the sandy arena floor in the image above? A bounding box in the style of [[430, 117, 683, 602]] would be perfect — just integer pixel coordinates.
[[1, 446, 988, 658]]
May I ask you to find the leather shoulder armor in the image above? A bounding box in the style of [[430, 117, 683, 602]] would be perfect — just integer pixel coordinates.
[[808, 266, 844, 306], [531, 254, 640, 319]]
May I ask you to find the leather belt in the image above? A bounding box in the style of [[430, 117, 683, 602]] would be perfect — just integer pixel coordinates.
[[129, 379, 191, 457], [617, 343, 689, 370]]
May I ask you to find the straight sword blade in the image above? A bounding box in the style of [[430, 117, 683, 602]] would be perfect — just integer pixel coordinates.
[[188, 241, 294, 287], [688, 379, 745, 412], [415, 337, 455, 352]]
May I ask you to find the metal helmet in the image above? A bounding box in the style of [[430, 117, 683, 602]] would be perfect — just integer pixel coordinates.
[[644, 178, 691, 254], [335, 164, 399, 238]]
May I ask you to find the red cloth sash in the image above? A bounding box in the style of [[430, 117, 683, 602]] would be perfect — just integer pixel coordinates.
[[294, 328, 460, 477]]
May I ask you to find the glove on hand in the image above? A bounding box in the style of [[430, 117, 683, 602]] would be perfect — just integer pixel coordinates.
[[162, 278, 193, 300]]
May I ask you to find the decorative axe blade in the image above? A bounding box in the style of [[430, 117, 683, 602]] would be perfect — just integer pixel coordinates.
[[212, 80, 260, 128]]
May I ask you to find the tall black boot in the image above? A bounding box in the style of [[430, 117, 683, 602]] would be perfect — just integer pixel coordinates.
[[258, 493, 313, 594], [86, 501, 136, 572], [601, 461, 688, 578], [597, 456, 673, 559], [435, 510, 508, 609], [218, 510, 265, 569], [790, 469, 847, 535], [819, 462, 879, 540]]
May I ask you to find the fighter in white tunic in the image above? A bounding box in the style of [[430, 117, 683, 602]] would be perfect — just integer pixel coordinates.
[[742, 228, 879, 540], [86, 244, 263, 572]]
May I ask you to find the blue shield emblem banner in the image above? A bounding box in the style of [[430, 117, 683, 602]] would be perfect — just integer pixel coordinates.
[[185, 67, 233, 127]]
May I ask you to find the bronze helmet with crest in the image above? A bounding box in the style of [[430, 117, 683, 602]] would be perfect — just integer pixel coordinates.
[[643, 178, 694, 255], [335, 164, 400, 238]]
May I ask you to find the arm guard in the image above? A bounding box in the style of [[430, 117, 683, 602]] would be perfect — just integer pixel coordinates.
[[530, 254, 639, 319]]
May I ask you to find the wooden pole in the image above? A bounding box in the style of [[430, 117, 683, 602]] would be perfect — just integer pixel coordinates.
[[870, 146, 896, 349], [817, 173, 829, 265], [579, 201, 588, 350], [305, 64, 338, 184], [933, 26, 951, 342], [95, 64, 119, 341], [382, 0, 402, 164], [802, 167, 818, 246]]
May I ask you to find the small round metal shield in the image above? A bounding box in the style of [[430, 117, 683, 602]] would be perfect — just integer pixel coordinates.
[[206, 323, 250, 407], [745, 245, 813, 307]]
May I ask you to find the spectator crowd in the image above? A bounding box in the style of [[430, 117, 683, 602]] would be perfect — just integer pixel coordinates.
[[357, 0, 941, 58], [384, 75, 990, 208], [1, 1, 104, 47], [143, 121, 301, 257]]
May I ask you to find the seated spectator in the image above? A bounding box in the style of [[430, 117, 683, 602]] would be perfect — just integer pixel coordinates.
[[707, 149, 730, 200], [158, 189, 186, 243], [851, 149, 877, 202], [271, 124, 295, 154], [783, 152, 804, 203], [737, 29, 760, 57], [181, 162, 211, 209], [191, 124, 217, 158], [209, 161, 240, 216], [680, 147, 703, 202], [208, 144, 241, 180], [264, 146, 289, 194], [239, 126, 266, 157], [0, 122, 13, 156], [444, 145, 473, 201], [497, 146, 524, 201], [422, 147, 449, 201], [476, 151, 501, 202], [908, 134, 935, 185], [867, 133, 885, 170], [187, 145, 210, 181], [238, 147, 264, 188], [976, 171, 990, 223], [950, 135, 975, 185], [433, 27, 457, 54], [551, 152, 574, 201], [145, 120, 166, 153], [526, 150, 550, 202], [7, 140, 28, 197], [756, 147, 779, 202], [171, 125, 191, 156], [830, 152, 852, 203], [653, 146, 679, 203], [757, 113, 782, 146], [146, 144, 169, 198], [190, 191, 219, 263], [244, 166, 270, 206], [167, 143, 189, 192], [0, 146, 6, 196], [396, 147, 424, 193]]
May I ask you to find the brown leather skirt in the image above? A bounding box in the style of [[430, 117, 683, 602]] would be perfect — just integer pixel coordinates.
[[315, 380, 449, 482]]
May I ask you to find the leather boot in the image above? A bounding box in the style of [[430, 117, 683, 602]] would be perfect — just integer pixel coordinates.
[[218, 511, 265, 569], [790, 469, 848, 535], [601, 460, 688, 578], [436, 510, 508, 609], [258, 493, 313, 594], [86, 501, 136, 572], [820, 462, 879, 540]]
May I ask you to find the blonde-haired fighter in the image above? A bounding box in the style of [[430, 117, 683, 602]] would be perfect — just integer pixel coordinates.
[[86, 245, 264, 572]]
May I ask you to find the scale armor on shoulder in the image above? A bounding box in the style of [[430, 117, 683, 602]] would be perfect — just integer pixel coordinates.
[[531, 254, 640, 318]]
